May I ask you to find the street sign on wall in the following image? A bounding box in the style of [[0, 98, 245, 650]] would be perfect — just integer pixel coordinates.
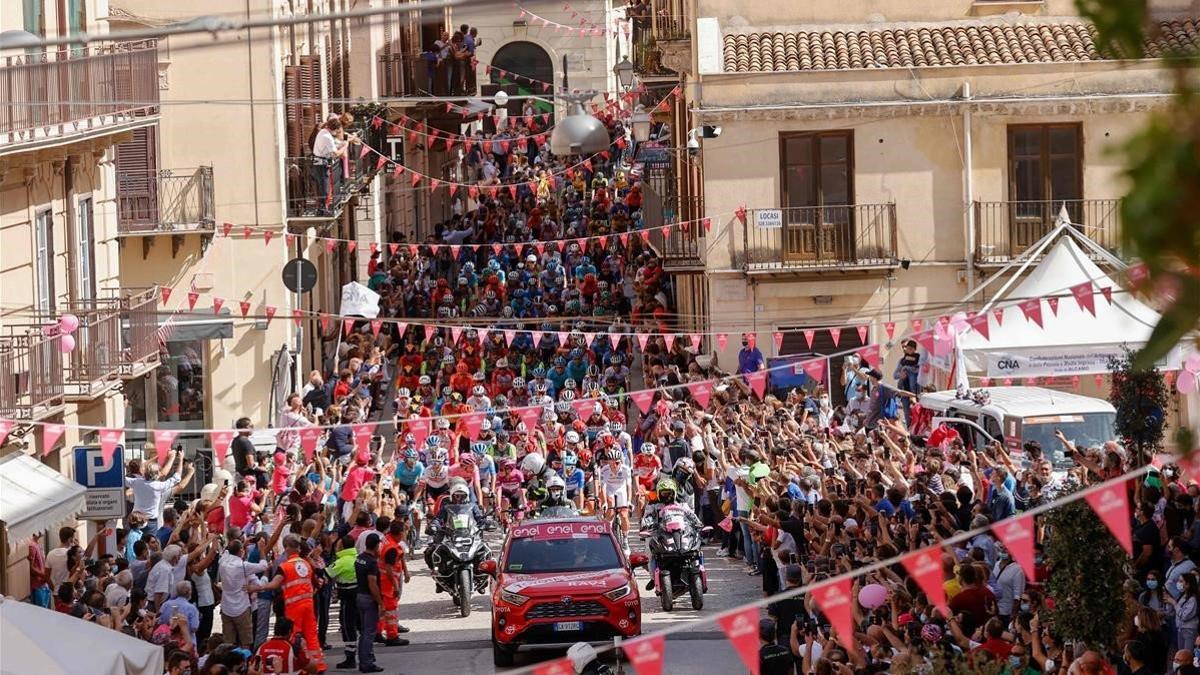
[[72, 445, 125, 520]]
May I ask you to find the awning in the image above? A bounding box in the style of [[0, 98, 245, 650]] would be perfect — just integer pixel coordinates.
[[1, 595, 165, 674], [0, 453, 86, 551], [160, 307, 234, 342]]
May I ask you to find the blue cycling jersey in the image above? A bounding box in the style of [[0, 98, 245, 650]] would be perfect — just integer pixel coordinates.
[[394, 461, 425, 486]]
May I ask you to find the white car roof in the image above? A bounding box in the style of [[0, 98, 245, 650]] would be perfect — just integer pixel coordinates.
[[920, 387, 1115, 418]]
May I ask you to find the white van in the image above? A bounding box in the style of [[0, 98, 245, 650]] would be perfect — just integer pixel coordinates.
[[918, 386, 1117, 469]]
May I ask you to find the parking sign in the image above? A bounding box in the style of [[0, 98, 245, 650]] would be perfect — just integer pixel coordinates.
[[73, 445, 126, 519]]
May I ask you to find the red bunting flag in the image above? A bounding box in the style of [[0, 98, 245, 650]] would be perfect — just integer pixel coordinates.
[[884, 321, 895, 340], [980, 377, 992, 387], [717, 607, 761, 675], [393, 164, 405, 177], [325, 239, 336, 253], [688, 381, 713, 409], [802, 358, 826, 384], [993, 307, 1005, 326], [901, 548, 949, 616], [772, 331, 784, 352], [631, 390, 655, 415], [154, 429, 179, 465], [410, 172, 422, 188], [621, 634, 665, 675], [343, 318, 355, 337], [1085, 482, 1133, 554], [263, 230, 273, 246], [967, 313, 990, 341], [745, 370, 767, 399], [1046, 297, 1059, 316], [915, 331, 935, 355], [388, 243, 400, 256], [375, 156, 386, 171], [353, 423, 376, 456], [858, 344, 881, 368], [243, 226, 253, 239], [264, 306, 276, 324], [703, 217, 712, 232], [856, 325, 869, 343], [187, 291, 199, 310], [213, 297, 225, 314], [41, 423, 65, 457], [160, 286, 173, 305], [1100, 286, 1113, 304], [222, 222, 233, 237], [1071, 375, 1081, 391], [812, 577, 856, 651], [319, 315, 332, 334], [1070, 281, 1096, 315], [1018, 299, 1043, 328], [299, 426, 321, 463], [210, 430, 234, 466], [430, 179, 441, 192], [735, 205, 747, 224], [292, 309, 303, 326], [287, 233, 296, 248], [347, 241, 357, 254], [532, 657, 573, 675], [407, 417, 430, 449], [829, 327, 841, 347], [370, 320, 383, 337], [802, 330, 815, 349], [993, 514, 1037, 580], [99, 427, 123, 466]]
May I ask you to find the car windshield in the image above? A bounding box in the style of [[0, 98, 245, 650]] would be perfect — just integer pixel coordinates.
[[1023, 413, 1117, 467], [503, 535, 621, 574]]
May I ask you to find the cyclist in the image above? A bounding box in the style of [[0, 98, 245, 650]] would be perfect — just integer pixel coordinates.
[[449, 451, 483, 506], [472, 442, 497, 511], [633, 442, 662, 518], [596, 449, 632, 553], [496, 458, 526, 528], [559, 451, 586, 511], [420, 448, 451, 515]]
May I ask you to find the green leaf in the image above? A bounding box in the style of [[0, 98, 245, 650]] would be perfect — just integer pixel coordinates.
[[1133, 275, 1200, 369], [1075, 0, 1150, 58]]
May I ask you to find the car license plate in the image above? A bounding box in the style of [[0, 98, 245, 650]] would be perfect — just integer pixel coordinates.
[[553, 621, 582, 632]]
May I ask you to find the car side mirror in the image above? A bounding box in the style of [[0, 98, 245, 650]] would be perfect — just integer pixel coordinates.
[[628, 553, 649, 568], [479, 559, 498, 576]]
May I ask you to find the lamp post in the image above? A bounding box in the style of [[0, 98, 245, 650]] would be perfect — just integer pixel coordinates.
[[612, 56, 634, 91], [631, 104, 651, 143], [549, 92, 610, 156]]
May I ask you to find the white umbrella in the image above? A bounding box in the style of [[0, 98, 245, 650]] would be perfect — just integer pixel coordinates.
[[0, 596, 164, 675]]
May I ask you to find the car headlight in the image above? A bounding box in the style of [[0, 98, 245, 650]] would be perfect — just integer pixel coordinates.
[[603, 584, 631, 601], [499, 589, 530, 606]]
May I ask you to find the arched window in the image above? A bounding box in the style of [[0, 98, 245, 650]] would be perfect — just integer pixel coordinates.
[[490, 41, 555, 115]]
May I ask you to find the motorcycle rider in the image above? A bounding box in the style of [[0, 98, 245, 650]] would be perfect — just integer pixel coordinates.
[[567, 642, 615, 675], [640, 477, 704, 592], [537, 474, 578, 516], [424, 480, 488, 589]]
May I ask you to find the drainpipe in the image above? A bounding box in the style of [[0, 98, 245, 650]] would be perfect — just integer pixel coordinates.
[[962, 80, 976, 291]]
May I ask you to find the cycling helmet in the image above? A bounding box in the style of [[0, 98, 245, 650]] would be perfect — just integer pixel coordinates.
[[471, 441, 489, 456], [602, 449, 622, 462], [546, 474, 566, 491], [436, 418, 451, 430], [555, 400, 572, 413], [563, 451, 578, 467], [515, 422, 528, 434], [531, 367, 546, 378], [561, 390, 577, 402], [564, 378, 577, 390], [425, 436, 441, 449], [473, 385, 486, 396], [498, 458, 516, 472], [565, 431, 581, 445], [419, 375, 432, 385], [496, 357, 508, 368], [449, 480, 470, 504], [403, 448, 418, 460], [473, 371, 486, 382], [655, 477, 679, 503], [397, 387, 412, 399], [442, 354, 454, 365], [480, 418, 493, 431], [520, 452, 545, 476], [493, 395, 508, 408], [430, 448, 449, 465], [607, 422, 624, 435], [512, 377, 526, 389], [640, 442, 657, 455]]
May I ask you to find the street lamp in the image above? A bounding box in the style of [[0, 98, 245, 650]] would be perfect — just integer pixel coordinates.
[[631, 105, 651, 143], [612, 56, 634, 90], [493, 90, 509, 107], [550, 93, 610, 155]]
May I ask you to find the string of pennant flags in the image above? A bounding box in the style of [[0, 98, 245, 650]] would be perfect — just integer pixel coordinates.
[[512, 463, 1177, 675], [5, 261, 1184, 469], [513, 1, 622, 38]]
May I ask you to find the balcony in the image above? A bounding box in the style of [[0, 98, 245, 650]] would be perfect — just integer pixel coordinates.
[[24, 289, 160, 401], [0, 333, 64, 422], [643, 173, 705, 269], [378, 53, 476, 98], [0, 41, 159, 155], [738, 204, 898, 274], [286, 144, 384, 220], [631, 0, 693, 77], [974, 199, 1122, 264], [117, 166, 215, 236]]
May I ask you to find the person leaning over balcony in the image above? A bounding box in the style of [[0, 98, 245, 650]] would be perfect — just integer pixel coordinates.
[[312, 117, 346, 213]]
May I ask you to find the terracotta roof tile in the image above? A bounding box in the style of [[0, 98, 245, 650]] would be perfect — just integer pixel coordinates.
[[721, 18, 1200, 72]]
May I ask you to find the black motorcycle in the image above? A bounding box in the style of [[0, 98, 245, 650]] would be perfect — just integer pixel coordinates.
[[426, 502, 492, 617], [641, 504, 709, 612]]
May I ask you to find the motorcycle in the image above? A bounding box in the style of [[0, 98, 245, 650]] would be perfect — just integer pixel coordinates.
[[426, 502, 493, 617], [641, 504, 710, 612]]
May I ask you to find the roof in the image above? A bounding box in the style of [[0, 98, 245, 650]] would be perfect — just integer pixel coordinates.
[[921, 387, 1115, 417], [721, 18, 1200, 73], [0, 453, 86, 551]]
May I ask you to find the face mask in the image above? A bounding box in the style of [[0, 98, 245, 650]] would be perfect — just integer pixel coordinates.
[[1020, 602, 1031, 613], [918, 613, 927, 623], [1009, 656, 1023, 669], [1147, 579, 1160, 590]]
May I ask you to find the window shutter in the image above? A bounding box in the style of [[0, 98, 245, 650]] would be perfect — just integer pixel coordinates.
[[115, 127, 158, 230], [299, 54, 322, 154], [284, 64, 302, 157]]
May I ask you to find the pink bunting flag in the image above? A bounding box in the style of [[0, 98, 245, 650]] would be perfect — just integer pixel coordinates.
[[772, 331, 784, 352], [688, 381, 713, 409], [41, 423, 65, 457], [99, 428, 123, 464], [450, 326, 463, 345], [464, 412, 484, 441], [319, 315, 332, 334], [1100, 286, 1113, 304], [388, 243, 400, 256], [636, 333, 650, 352], [1071, 281, 1096, 316], [1085, 482, 1133, 555], [264, 306, 276, 324], [501, 330, 515, 347], [243, 226, 253, 239], [353, 423, 376, 456], [812, 577, 856, 651], [802, 358, 826, 384], [745, 370, 767, 399], [1127, 262, 1149, 288], [210, 297, 224, 315], [856, 325, 868, 343], [154, 429, 179, 465], [342, 318, 355, 337], [884, 321, 895, 340], [187, 291, 199, 310], [531, 331, 543, 348], [572, 399, 593, 421], [980, 377, 992, 387], [519, 406, 541, 434], [1018, 299, 1043, 328], [263, 230, 273, 246], [801, 330, 815, 350], [631, 390, 655, 415], [858, 344, 881, 368], [211, 430, 234, 466], [369, 319, 382, 338], [717, 607, 761, 675], [222, 222, 233, 237], [292, 310, 303, 326], [160, 286, 173, 305], [829, 327, 841, 347], [716, 333, 728, 351], [237, 300, 250, 318], [1046, 296, 1059, 316], [407, 417, 430, 449], [993, 513, 1037, 580], [967, 312, 990, 341], [915, 331, 936, 355], [299, 427, 321, 463], [901, 548, 949, 617], [621, 634, 665, 675]]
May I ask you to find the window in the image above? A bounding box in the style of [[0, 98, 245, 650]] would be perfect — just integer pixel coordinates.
[[1007, 124, 1083, 248], [67, 0, 87, 55], [156, 340, 206, 424], [34, 208, 55, 314], [76, 196, 95, 300], [779, 131, 854, 261]]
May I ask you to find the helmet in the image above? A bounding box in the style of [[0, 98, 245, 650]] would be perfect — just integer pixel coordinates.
[[531, 367, 546, 378], [563, 451, 578, 467], [471, 441, 489, 456], [403, 448, 418, 460], [640, 442, 656, 455], [520, 452, 545, 476], [561, 390, 577, 402], [496, 357, 508, 368], [397, 388, 412, 399], [480, 418, 493, 431], [564, 378, 577, 390], [655, 477, 679, 503], [512, 377, 526, 389], [473, 385, 486, 396], [419, 375, 432, 385], [430, 448, 449, 465], [546, 474, 566, 492], [565, 430, 581, 444], [449, 481, 470, 504], [459, 453, 476, 466], [607, 422, 624, 435], [673, 456, 696, 474], [436, 418, 451, 430], [426, 436, 442, 449], [498, 458, 516, 472]]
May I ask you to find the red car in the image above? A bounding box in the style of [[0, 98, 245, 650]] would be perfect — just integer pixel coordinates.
[[481, 517, 648, 667]]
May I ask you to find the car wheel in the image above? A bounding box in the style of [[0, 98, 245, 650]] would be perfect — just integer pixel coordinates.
[[492, 640, 515, 667]]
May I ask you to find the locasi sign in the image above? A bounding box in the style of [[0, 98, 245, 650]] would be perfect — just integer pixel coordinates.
[[509, 521, 609, 539]]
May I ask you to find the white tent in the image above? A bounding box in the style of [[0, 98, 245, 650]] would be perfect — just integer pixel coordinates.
[[0, 595, 164, 675], [956, 214, 1187, 379]]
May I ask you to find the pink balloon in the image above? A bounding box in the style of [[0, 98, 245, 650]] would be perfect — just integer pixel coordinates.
[[1178, 369, 1197, 394], [57, 313, 79, 334], [858, 583, 888, 609], [59, 334, 76, 353]]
